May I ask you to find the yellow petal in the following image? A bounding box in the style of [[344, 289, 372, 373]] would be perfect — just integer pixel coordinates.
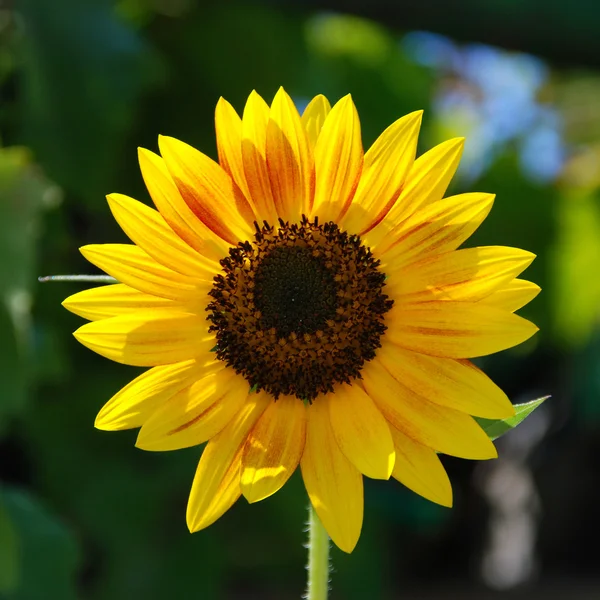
[[385, 301, 539, 358], [187, 391, 270, 532], [327, 384, 395, 479], [482, 278, 541, 312], [73, 309, 214, 366], [300, 399, 363, 553], [378, 342, 514, 419], [80, 244, 209, 302], [362, 359, 497, 459], [342, 111, 423, 236], [266, 87, 313, 221], [301, 94, 331, 149], [106, 193, 218, 277], [387, 246, 536, 303], [63, 284, 178, 321], [310, 94, 363, 223], [387, 137, 464, 224], [241, 90, 278, 224], [158, 135, 255, 245], [240, 395, 307, 503], [95, 359, 204, 430], [390, 426, 453, 507], [136, 367, 248, 451], [376, 192, 495, 264], [215, 97, 252, 200], [137, 147, 228, 261]]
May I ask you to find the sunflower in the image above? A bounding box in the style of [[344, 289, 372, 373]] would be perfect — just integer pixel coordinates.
[[63, 88, 539, 553]]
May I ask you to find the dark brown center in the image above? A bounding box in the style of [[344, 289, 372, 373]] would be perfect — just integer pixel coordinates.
[[207, 216, 393, 401]]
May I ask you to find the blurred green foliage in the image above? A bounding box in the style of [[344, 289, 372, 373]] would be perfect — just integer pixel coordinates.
[[1, 0, 599, 598]]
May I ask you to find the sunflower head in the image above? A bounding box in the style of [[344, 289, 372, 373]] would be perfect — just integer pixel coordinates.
[[63, 87, 539, 553]]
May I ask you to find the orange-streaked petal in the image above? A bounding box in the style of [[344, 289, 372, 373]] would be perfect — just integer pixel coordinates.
[[301, 399, 363, 553], [301, 94, 332, 150], [310, 94, 363, 223], [62, 284, 179, 321], [241, 90, 278, 224], [375, 192, 495, 263], [106, 193, 218, 277], [482, 278, 541, 312], [266, 87, 313, 220], [341, 111, 423, 235], [385, 301, 539, 359], [378, 342, 514, 419], [362, 359, 497, 460], [187, 391, 271, 532], [327, 384, 395, 479], [390, 426, 453, 507], [137, 148, 229, 261], [136, 367, 248, 451], [80, 244, 210, 302], [95, 359, 204, 430], [73, 309, 214, 367], [240, 396, 307, 503], [215, 97, 252, 200], [387, 246, 536, 303], [158, 135, 255, 245]]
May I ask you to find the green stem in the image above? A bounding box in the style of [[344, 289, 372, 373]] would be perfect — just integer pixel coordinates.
[[306, 503, 330, 600]]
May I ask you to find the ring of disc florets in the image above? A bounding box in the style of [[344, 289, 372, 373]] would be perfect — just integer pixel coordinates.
[[206, 216, 393, 401]]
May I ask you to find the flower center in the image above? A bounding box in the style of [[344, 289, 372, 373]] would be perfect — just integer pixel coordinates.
[[207, 216, 393, 401], [253, 245, 337, 337]]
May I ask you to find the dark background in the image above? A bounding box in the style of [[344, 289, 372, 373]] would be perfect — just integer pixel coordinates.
[[1, 0, 600, 598]]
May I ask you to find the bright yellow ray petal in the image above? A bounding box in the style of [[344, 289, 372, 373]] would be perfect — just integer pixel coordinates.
[[387, 137, 465, 224], [390, 426, 453, 507], [215, 97, 252, 200], [482, 278, 541, 312], [375, 192, 495, 264], [187, 391, 271, 532], [378, 342, 514, 419], [63, 284, 179, 321], [158, 135, 255, 245], [341, 111, 423, 236], [136, 367, 248, 451], [300, 399, 363, 553], [95, 359, 204, 430], [266, 87, 313, 220], [385, 301, 539, 358], [387, 246, 536, 303], [137, 147, 229, 261], [362, 359, 497, 460], [327, 384, 395, 479], [241, 90, 278, 224], [106, 193, 218, 277], [240, 395, 307, 503], [301, 94, 332, 150], [73, 309, 214, 367], [310, 94, 363, 223], [80, 244, 210, 302]]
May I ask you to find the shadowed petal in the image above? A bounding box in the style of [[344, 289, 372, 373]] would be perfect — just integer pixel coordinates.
[[327, 384, 395, 479], [241, 396, 307, 503], [301, 399, 363, 553], [186, 392, 271, 532], [390, 426, 453, 507]]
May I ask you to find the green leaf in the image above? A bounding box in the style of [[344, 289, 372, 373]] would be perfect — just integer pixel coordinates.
[[1, 487, 79, 600], [475, 396, 550, 441]]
